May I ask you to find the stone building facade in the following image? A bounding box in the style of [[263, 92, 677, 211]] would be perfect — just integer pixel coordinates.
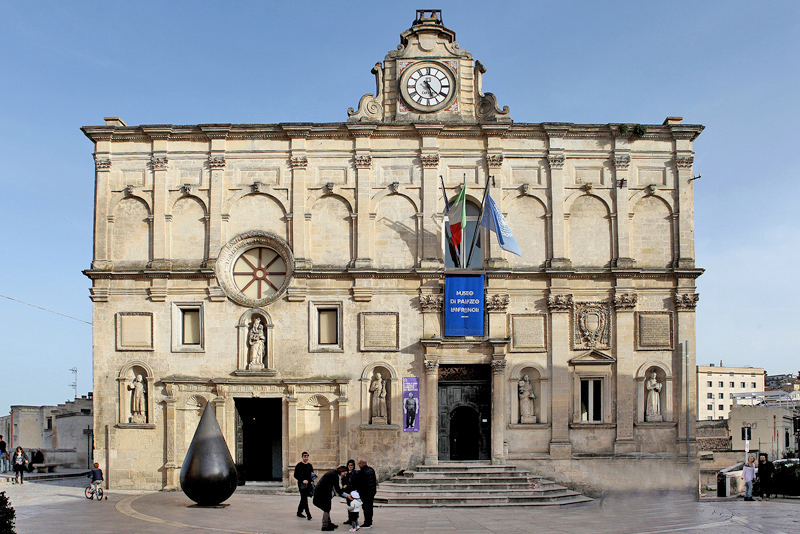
[[83, 11, 703, 492]]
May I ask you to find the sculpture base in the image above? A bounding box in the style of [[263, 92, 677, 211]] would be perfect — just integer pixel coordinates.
[[371, 417, 387, 425], [247, 362, 265, 371], [645, 414, 663, 422], [130, 414, 146, 424], [519, 415, 538, 424], [188, 503, 230, 509]]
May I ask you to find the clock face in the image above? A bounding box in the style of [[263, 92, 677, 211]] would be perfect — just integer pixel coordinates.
[[232, 247, 287, 301], [400, 62, 456, 112], [407, 66, 451, 107]]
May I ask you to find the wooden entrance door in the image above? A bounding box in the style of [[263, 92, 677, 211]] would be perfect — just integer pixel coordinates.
[[438, 365, 491, 460]]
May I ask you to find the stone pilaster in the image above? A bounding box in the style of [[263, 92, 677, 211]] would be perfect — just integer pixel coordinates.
[[545, 125, 570, 268], [547, 289, 573, 458], [163, 384, 178, 490], [92, 152, 113, 269], [614, 289, 638, 453], [349, 125, 376, 268], [201, 125, 229, 266], [674, 288, 699, 455], [490, 356, 507, 464], [423, 358, 439, 465], [287, 384, 298, 463], [285, 127, 310, 267], [416, 124, 444, 268], [338, 383, 349, 463], [143, 126, 172, 268], [482, 124, 510, 267], [613, 140, 634, 267]]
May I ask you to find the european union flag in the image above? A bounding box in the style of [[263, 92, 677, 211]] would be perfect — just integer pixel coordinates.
[[480, 194, 521, 256]]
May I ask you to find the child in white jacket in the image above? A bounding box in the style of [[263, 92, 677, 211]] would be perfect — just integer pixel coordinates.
[[346, 490, 363, 531]]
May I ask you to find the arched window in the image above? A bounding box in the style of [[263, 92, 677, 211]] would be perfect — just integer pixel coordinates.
[[445, 200, 482, 269]]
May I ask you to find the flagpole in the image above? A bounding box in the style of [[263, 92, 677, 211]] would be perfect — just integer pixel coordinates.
[[440, 175, 460, 268], [465, 174, 491, 268]]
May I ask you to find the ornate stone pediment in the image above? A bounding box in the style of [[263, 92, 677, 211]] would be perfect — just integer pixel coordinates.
[[569, 350, 616, 365]]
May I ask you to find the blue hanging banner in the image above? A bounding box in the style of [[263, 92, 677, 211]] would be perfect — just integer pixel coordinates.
[[444, 274, 485, 336]]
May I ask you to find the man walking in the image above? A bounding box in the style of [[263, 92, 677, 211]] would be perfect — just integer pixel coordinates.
[[757, 453, 774, 500], [355, 458, 377, 529], [293, 452, 314, 520]]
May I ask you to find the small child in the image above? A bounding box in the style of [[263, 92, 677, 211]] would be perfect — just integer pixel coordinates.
[[87, 462, 104, 493], [346, 490, 363, 531]]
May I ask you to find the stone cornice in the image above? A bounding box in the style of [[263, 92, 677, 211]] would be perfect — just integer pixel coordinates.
[[81, 122, 705, 144]]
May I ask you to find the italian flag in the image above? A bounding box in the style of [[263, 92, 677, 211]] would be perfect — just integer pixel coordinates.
[[447, 182, 466, 246]]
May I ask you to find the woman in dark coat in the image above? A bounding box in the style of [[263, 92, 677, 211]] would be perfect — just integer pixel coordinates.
[[313, 466, 348, 531], [12, 447, 29, 484]]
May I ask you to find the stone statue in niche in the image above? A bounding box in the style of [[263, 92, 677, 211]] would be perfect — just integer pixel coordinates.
[[247, 317, 265, 370], [518, 374, 537, 424], [128, 375, 147, 423], [369, 372, 388, 425], [645, 371, 663, 422]]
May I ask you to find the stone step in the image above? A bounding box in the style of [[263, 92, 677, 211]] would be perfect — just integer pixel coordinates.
[[375, 495, 595, 508], [394, 473, 539, 482], [376, 463, 593, 508], [378, 482, 566, 495]]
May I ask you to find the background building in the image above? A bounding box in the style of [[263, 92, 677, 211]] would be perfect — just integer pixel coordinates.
[[0, 394, 93, 468], [765, 373, 800, 392], [697, 365, 764, 420], [83, 11, 702, 493], [730, 392, 798, 460]]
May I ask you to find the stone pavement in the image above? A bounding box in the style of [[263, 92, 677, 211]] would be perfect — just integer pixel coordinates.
[[2, 478, 799, 534]]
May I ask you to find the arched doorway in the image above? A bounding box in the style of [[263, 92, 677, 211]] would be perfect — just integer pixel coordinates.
[[437, 364, 491, 460], [449, 406, 480, 460]]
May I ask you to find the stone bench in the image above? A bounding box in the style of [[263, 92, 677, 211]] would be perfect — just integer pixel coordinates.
[[32, 463, 59, 473]]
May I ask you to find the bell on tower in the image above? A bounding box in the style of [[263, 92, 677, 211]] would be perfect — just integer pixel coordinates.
[[413, 9, 443, 26]]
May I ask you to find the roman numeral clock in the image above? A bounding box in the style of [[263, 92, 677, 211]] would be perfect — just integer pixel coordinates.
[[399, 62, 456, 113]]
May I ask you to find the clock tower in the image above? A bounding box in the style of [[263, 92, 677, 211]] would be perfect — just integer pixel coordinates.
[[348, 10, 511, 124]]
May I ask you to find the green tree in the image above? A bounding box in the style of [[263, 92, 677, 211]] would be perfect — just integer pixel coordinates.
[[0, 491, 16, 534]]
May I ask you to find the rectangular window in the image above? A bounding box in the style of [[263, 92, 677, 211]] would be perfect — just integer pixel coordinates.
[[729, 372, 734, 376], [318, 309, 338, 345], [707, 404, 713, 410], [729, 381, 735, 388], [751, 382, 756, 388], [718, 393, 724, 399], [718, 381, 724, 387], [46, 417, 52, 430], [706, 371, 712, 376], [580, 379, 602, 422], [718, 416, 724, 420], [718, 404, 724, 411], [740, 382, 746, 388], [707, 393, 713, 399], [707, 381, 712, 387], [171, 302, 204, 353], [182, 309, 201, 345], [707, 416, 713, 420]]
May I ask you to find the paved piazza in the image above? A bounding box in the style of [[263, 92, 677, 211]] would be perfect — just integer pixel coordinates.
[[3, 479, 798, 534]]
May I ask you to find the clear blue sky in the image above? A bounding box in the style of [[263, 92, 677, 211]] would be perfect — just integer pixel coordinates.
[[1, 1, 798, 413]]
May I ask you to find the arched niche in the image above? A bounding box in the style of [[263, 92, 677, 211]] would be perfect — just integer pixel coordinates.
[[116, 360, 156, 428], [235, 308, 275, 375], [298, 393, 336, 465], [360, 362, 398, 426], [635, 361, 673, 423], [509, 362, 549, 424]]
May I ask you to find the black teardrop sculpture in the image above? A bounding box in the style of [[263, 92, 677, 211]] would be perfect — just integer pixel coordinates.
[[180, 403, 238, 506]]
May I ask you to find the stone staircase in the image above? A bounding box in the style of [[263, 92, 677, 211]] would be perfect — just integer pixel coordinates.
[[375, 462, 593, 507]]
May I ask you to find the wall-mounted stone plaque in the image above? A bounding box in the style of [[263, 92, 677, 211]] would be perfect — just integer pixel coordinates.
[[117, 312, 154, 351], [636, 312, 673, 350], [359, 312, 400, 352], [510, 314, 546, 352]]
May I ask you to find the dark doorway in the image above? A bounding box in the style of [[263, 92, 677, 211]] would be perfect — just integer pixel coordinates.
[[438, 364, 491, 460], [234, 398, 282, 483], [449, 406, 480, 460]]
